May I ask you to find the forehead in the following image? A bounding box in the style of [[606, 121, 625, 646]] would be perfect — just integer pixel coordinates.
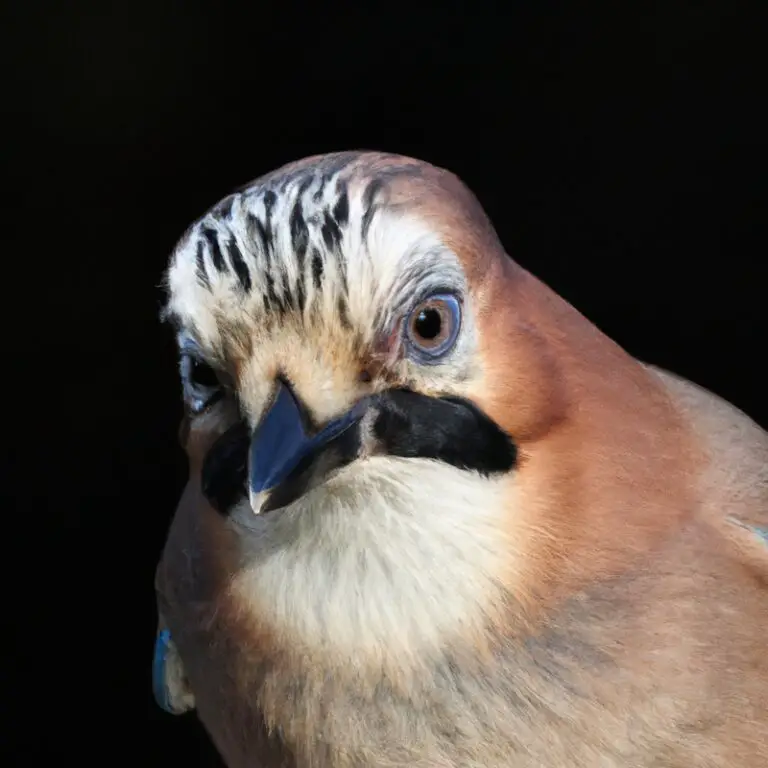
[[164, 153, 468, 357]]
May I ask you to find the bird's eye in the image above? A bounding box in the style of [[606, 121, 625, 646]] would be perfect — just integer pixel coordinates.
[[405, 293, 461, 361], [180, 353, 223, 414]]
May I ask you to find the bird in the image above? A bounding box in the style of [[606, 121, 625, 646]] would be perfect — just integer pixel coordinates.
[[153, 151, 768, 767]]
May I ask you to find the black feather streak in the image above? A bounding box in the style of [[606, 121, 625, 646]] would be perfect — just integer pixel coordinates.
[[290, 200, 309, 264], [361, 179, 384, 240], [247, 212, 271, 265], [337, 296, 351, 329], [311, 248, 324, 289], [296, 277, 307, 313], [202, 227, 227, 273], [262, 189, 277, 249], [195, 240, 211, 289], [321, 210, 342, 251], [214, 195, 235, 221], [296, 175, 314, 200], [226, 238, 252, 293], [265, 272, 284, 314], [333, 185, 349, 227], [313, 173, 331, 202]]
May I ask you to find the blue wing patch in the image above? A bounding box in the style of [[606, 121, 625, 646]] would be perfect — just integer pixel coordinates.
[[727, 516, 768, 547], [152, 628, 177, 714]]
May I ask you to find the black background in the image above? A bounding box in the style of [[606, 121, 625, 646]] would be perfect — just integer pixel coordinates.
[[4, 2, 765, 765]]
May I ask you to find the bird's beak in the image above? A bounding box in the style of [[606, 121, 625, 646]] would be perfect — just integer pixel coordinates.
[[200, 382, 516, 517], [249, 379, 368, 513]]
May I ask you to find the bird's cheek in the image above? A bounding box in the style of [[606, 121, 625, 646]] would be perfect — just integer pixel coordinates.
[[155, 480, 200, 615], [156, 472, 243, 649]]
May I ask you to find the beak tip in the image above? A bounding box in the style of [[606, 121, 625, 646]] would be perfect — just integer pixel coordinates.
[[248, 488, 266, 515]]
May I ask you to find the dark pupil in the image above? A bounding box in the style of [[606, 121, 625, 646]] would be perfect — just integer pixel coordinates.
[[414, 307, 442, 340], [191, 359, 219, 388]]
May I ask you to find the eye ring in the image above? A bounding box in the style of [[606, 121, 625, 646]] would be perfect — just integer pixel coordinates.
[[180, 353, 224, 414], [404, 293, 462, 362]]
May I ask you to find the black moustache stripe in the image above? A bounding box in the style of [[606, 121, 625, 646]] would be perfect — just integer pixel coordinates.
[[199, 392, 516, 516], [200, 421, 250, 514], [373, 390, 517, 475]]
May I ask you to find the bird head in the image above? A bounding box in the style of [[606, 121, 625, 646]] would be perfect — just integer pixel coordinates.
[[153, 152, 698, 735]]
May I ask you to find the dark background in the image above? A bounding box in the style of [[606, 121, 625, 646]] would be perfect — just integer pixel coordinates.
[[4, 2, 765, 765]]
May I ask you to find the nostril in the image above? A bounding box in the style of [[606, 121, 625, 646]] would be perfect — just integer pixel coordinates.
[[200, 420, 250, 514]]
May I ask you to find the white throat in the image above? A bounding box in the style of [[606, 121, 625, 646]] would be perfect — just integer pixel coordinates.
[[229, 456, 512, 658]]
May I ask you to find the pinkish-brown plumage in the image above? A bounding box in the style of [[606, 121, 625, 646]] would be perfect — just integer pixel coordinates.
[[155, 152, 768, 767]]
